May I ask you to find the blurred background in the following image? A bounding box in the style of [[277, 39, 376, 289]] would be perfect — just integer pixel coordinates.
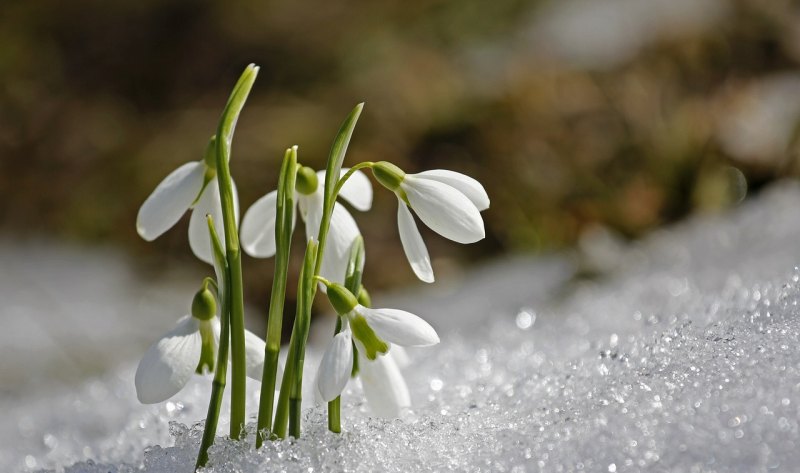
[[3, 0, 800, 337]]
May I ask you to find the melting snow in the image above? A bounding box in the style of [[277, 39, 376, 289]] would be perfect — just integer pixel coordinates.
[[6, 182, 800, 472]]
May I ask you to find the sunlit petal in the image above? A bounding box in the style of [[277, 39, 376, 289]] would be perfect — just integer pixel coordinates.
[[135, 316, 202, 404], [319, 203, 362, 284], [137, 161, 205, 241], [397, 202, 434, 283], [389, 345, 411, 368], [335, 168, 373, 211], [359, 354, 410, 418], [317, 328, 354, 402], [357, 306, 439, 347], [356, 305, 439, 347], [299, 191, 324, 239], [189, 179, 240, 264], [402, 177, 484, 244], [414, 169, 489, 211], [240, 190, 279, 257], [244, 328, 267, 381]]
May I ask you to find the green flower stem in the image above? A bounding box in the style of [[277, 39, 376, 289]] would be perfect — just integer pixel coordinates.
[[328, 236, 365, 433], [273, 103, 364, 439], [332, 161, 374, 198], [289, 240, 318, 437], [196, 217, 230, 470], [271, 336, 294, 438], [214, 63, 259, 439], [327, 315, 343, 433], [256, 146, 297, 447], [272, 240, 317, 438]]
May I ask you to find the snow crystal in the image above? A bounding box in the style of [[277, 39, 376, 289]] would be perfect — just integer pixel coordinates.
[[6, 182, 800, 472]]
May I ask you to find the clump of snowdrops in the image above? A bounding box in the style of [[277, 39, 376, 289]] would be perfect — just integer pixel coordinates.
[[134, 64, 488, 469]]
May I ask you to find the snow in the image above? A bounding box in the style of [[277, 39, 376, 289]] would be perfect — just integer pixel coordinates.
[[6, 182, 800, 472]]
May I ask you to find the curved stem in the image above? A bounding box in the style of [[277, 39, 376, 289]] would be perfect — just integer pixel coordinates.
[[274, 104, 364, 439], [215, 64, 258, 439], [196, 218, 230, 470], [332, 161, 374, 198], [202, 277, 219, 294], [272, 240, 317, 438]]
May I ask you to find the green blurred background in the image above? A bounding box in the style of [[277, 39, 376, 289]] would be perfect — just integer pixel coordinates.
[[2, 0, 800, 319]]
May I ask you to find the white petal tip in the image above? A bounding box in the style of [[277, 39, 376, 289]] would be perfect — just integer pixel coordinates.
[[416, 270, 435, 284]]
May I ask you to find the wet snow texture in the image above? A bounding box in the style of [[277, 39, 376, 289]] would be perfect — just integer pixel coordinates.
[[7, 182, 800, 472]]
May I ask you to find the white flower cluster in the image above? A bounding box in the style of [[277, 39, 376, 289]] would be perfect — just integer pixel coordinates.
[[134, 122, 488, 420]]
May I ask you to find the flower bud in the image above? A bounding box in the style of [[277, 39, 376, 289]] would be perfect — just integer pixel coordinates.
[[191, 287, 217, 321], [295, 166, 319, 195], [326, 283, 359, 315], [372, 161, 405, 192]]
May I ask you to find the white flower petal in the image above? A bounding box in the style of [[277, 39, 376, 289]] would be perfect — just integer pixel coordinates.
[[359, 354, 410, 418], [357, 306, 440, 347], [402, 177, 485, 244], [299, 191, 324, 240], [317, 329, 354, 402], [135, 316, 202, 404], [389, 345, 411, 368], [137, 161, 206, 241], [189, 179, 240, 264], [312, 369, 326, 406], [240, 190, 279, 257], [210, 316, 221, 346], [414, 169, 489, 211], [244, 328, 267, 381], [321, 203, 363, 284], [337, 168, 373, 211], [397, 202, 434, 283]]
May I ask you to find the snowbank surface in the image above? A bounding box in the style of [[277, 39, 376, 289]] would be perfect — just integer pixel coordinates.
[[6, 182, 800, 472]]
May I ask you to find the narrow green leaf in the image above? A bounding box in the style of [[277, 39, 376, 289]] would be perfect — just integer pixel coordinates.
[[323, 103, 364, 204], [217, 64, 259, 149], [256, 146, 298, 447]]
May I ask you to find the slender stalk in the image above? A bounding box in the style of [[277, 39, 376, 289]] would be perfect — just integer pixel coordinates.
[[332, 161, 374, 198], [272, 240, 317, 438], [214, 64, 259, 439], [272, 327, 295, 439], [256, 147, 297, 447], [327, 314, 343, 433], [196, 217, 230, 470], [274, 103, 364, 438], [289, 240, 317, 437]]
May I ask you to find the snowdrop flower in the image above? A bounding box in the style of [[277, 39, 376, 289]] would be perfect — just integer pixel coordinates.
[[314, 323, 413, 418], [358, 349, 411, 417], [134, 285, 265, 404], [315, 283, 438, 415], [240, 166, 372, 284], [136, 137, 239, 264], [371, 162, 489, 283]]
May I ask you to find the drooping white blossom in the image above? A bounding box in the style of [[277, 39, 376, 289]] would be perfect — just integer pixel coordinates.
[[314, 300, 438, 417], [134, 314, 265, 404], [136, 158, 239, 264], [372, 163, 488, 283]]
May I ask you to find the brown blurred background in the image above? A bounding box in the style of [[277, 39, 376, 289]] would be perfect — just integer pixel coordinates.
[[2, 0, 800, 325]]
